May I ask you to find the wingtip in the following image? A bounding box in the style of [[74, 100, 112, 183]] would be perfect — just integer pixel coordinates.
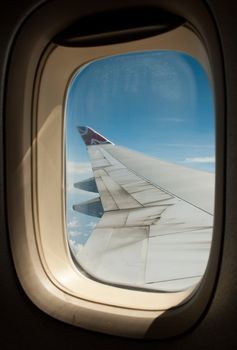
[[77, 126, 113, 146], [77, 126, 88, 136]]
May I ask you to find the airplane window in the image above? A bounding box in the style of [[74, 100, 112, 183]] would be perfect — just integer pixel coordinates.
[[65, 50, 215, 292]]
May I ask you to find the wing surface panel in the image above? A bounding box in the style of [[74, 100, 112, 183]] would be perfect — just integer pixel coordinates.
[[100, 144, 214, 214]]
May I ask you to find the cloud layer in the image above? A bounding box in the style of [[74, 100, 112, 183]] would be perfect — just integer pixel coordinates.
[[67, 161, 91, 175], [185, 156, 215, 164]]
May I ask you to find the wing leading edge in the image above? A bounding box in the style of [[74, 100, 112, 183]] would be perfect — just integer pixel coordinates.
[[73, 126, 214, 292]]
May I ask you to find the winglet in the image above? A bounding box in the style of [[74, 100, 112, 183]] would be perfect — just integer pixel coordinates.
[[77, 126, 113, 146]]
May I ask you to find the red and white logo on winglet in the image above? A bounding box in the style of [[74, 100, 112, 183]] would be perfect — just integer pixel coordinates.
[[78, 126, 113, 146]]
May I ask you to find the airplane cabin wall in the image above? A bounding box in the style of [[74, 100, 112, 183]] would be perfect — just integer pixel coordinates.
[[0, 0, 236, 348]]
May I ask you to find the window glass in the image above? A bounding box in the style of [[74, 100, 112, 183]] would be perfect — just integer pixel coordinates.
[[65, 51, 215, 291]]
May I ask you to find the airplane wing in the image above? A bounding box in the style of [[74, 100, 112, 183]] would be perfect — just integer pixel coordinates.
[[73, 126, 214, 292]]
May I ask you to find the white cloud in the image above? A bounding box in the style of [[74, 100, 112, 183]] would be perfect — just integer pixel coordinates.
[[69, 239, 83, 259], [66, 161, 92, 194], [185, 156, 215, 163], [86, 221, 97, 229], [67, 218, 80, 229], [68, 230, 82, 238], [67, 161, 91, 175]]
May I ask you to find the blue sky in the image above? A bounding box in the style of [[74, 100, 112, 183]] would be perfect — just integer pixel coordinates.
[[65, 50, 215, 256]]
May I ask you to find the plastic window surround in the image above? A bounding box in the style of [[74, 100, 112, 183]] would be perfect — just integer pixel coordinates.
[[37, 25, 213, 322], [6, 12, 223, 338]]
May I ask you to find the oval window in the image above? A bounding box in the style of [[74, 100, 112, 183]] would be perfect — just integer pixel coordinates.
[[65, 51, 215, 292]]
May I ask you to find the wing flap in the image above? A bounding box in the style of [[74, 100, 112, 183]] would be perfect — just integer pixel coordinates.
[[99, 174, 141, 209], [93, 177, 118, 211], [77, 202, 212, 290], [78, 226, 149, 287]]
